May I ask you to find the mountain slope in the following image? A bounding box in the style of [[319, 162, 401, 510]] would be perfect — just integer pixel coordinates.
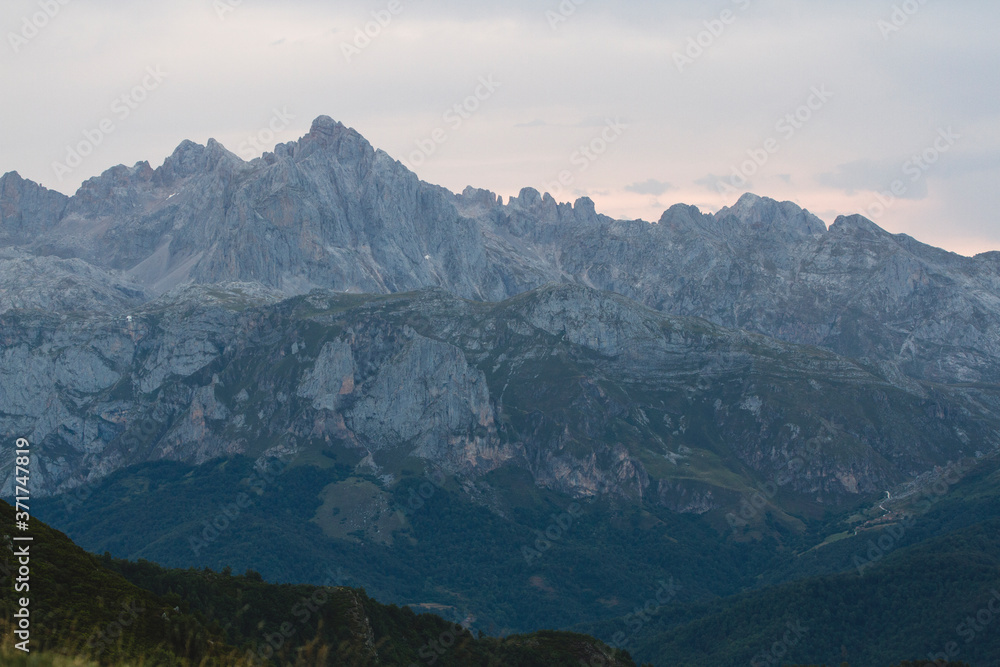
[[619, 519, 1000, 667], [578, 456, 1000, 666], [4, 283, 995, 507]]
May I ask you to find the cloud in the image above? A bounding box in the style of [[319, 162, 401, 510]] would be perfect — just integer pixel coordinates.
[[694, 174, 753, 195], [625, 179, 673, 196], [2, 1, 999, 253], [693, 174, 723, 190]]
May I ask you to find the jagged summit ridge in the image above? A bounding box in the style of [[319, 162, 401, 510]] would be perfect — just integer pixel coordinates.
[[0, 116, 998, 387]]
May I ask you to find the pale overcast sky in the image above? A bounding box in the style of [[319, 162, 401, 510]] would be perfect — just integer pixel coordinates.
[[3, 0, 998, 255]]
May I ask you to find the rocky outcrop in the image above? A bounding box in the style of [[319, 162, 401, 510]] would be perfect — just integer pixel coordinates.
[[0, 171, 68, 245], [0, 249, 148, 315]]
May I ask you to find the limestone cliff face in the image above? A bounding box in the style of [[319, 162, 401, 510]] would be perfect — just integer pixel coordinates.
[[2, 284, 996, 517], [297, 328, 512, 475]]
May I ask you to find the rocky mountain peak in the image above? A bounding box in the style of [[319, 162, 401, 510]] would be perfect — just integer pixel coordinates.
[[0, 170, 25, 190], [573, 196, 597, 218], [66, 161, 157, 218], [829, 213, 890, 241], [294, 115, 375, 163], [732, 191, 764, 216], [511, 187, 543, 209], [155, 138, 243, 184], [975, 250, 1000, 268], [0, 170, 64, 205], [458, 186, 502, 209], [656, 203, 710, 233], [308, 114, 348, 136], [716, 192, 827, 240], [0, 171, 69, 244]]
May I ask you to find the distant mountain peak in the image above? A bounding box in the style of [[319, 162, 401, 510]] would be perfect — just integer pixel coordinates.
[[301, 115, 368, 146], [733, 191, 764, 211], [830, 213, 888, 238], [288, 115, 376, 167], [717, 192, 827, 239], [0, 169, 68, 243], [0, 170, 24, 186], [0, 169, 60, 197], [156, 137, 242, 183], [309, 114, 345, 134]]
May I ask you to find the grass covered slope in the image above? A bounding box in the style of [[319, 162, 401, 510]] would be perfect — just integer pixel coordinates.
[[0, 499, 637, 666]]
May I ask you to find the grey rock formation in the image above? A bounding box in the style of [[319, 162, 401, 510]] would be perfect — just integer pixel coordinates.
[[2, 116, 999, 513], [0, 249, 147, 315], [1, 284, 996, 517]]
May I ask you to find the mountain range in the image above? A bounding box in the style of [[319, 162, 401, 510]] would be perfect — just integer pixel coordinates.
[[4, 115, 1000, 386], [3, 116, 1000, 665], [2, 115, 998, 503]]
